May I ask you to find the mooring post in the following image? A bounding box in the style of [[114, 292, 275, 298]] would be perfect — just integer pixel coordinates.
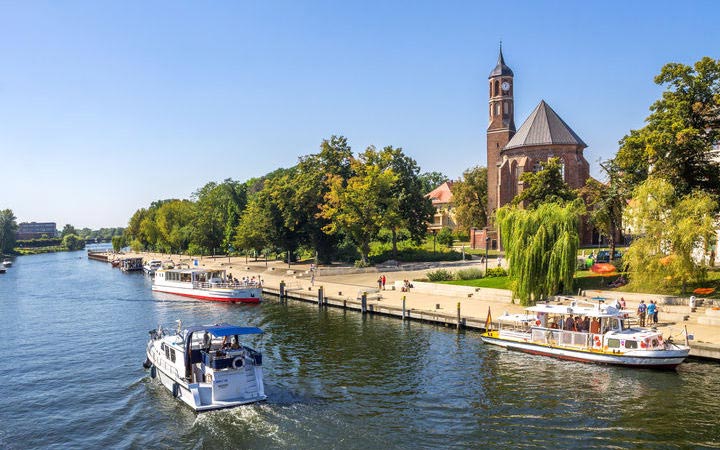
[[402, 295, 406, 320], [318, 286, 324, 306], [279, 280, 285, 302], [361, 292, 367, 314], [457, 302, 461, 331]]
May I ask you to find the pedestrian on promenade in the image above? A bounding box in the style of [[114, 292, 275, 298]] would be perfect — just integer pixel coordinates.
[[647, 301, 656, 326], [381, 274, 386, 290], [637, 300, 647, 327], [311, 273, 315, 286], [377, 277, 382, 290]]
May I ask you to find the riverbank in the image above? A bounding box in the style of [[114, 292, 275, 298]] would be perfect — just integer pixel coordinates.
[[112, 251, 720, 361]]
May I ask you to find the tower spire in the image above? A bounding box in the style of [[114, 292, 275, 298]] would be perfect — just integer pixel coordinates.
[[489, 43, 513, 78]]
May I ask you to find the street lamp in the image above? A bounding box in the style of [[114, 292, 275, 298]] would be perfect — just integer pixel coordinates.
[[485, 236, 491, 274], [432, 229, 437, 253]]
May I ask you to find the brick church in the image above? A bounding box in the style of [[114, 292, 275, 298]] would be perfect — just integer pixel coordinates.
[[471, 47, 592, 249]]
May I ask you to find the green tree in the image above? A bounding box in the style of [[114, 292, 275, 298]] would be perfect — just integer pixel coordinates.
[[320, 149, 399, 264], [191, 179, 247, 254], [366, 145, 434, 257], [452, 166, 488, 230], [611, 57, 720, 199], [512, 157, 576, 209], [234, 193, 273, 257], [624, 178, 717, 293], [418, 171, 448, 195], [270, 136, 353, 263], [579, 174, 624, 260], [111, 235, 126, 252], [61, 224, 77, 238], [155, 200, 196, 253], [0, 209, 18, 254], [436, 227, 454, 248], [497, 202, 582, 305], [62, 233, 85, 250]]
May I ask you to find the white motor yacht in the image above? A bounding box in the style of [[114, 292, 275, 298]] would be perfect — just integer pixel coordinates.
[[144, 322, 267, 411]]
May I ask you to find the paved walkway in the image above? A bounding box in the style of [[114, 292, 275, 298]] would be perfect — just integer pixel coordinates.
[[119, 252, 720, 356]]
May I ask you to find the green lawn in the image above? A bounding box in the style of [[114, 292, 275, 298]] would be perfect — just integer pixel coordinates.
[[439, 276, 511, 289]]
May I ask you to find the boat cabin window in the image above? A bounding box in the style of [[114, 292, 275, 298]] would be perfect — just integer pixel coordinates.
[[170, 348, 176, 362], [607, 338, 621, 348], [625, 340, 638, 349], [165, 346, 170, 359]]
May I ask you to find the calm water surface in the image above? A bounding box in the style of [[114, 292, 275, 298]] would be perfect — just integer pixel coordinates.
[[1, 251, 719, 449]]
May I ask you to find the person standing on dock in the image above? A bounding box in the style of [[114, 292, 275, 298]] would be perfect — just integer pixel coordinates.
[[637, 300, 647, 327], [377, 277, 382, 290], [381, 274, 386, 290]]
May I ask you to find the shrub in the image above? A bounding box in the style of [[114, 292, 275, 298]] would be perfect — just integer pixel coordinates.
[[456, 268, 484, 280], [426, 269, 455, 281], [436, 227, 454, 247], [485, 267, 507, 277]]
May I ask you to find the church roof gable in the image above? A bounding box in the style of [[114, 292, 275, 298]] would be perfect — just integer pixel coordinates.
[[504, 100, 586, 150]]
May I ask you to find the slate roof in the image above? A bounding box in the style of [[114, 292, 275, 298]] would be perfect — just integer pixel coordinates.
[[489, 47, 513, 78], [504, 100, 587, 150]]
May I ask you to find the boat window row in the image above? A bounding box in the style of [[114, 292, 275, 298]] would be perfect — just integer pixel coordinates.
[[161, 342, 176, 363]]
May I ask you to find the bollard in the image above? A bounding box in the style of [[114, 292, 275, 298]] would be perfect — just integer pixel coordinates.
[[279, 281, 285, 302], [361, 292, 367, 314], [318, 286, 324, 306], [457, 302, 461, 331], [402, 295, 406, 321]]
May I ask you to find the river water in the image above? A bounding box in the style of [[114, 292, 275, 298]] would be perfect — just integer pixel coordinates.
[[1, 251, 719, 449]]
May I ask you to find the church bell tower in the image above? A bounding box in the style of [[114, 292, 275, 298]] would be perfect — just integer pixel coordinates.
[[486, 45, 515, 222]]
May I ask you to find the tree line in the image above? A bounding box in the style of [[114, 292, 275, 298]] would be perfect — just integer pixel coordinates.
[[121, 136, 446, 264]]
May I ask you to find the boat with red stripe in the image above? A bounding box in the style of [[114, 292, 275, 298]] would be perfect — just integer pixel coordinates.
[[152, 267, 262, 303]]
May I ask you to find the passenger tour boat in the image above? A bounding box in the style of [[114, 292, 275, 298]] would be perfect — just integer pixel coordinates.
[[144, 322, 267, 411], [152, 268, 262, 303], [480, 298, 691, 369]]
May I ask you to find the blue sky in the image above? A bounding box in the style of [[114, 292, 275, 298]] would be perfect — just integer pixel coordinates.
[[1, 1, 717, 228]]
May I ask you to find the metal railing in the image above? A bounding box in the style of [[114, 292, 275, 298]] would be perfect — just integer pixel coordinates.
[[192, 281, 260, 289]]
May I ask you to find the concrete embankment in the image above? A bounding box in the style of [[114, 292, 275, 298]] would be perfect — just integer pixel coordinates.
[[114, 251, 720, 362]]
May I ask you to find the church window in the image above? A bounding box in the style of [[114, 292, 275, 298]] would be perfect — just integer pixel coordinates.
[[494, 80, 499, 97], [533, 160, 543, 172], [503, 102, 509, 114], [494, 103, 500, 116]]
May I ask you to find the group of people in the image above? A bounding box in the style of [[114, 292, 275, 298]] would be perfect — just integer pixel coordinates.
[[227, 274, 261, 287], [377, 274, 387, 290], [549, 315, 601, 334], [400, 279, 413, 292], [637, 299, 659, 326]]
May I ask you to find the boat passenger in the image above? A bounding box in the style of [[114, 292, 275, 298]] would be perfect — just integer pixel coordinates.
[[590, 318, 600, 334], [230, 336, 240, 350], [564, 316, 575, 331], [583, 317, 590, 332]]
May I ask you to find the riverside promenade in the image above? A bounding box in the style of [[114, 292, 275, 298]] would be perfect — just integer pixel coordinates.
[[120, 251, 720, 361]]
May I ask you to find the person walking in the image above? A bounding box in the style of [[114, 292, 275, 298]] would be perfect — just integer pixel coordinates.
[[377, 277, 382, 290], [637, 300, 647, 327], [381, 274, 386, 290]]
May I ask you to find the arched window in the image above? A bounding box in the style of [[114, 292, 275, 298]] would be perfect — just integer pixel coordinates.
[[503, 102, 509, 114], [494, 80, 499, 96], [494, 103, 500, 116]]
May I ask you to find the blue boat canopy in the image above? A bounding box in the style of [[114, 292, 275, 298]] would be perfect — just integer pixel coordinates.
[[185, 323, 263, 337]]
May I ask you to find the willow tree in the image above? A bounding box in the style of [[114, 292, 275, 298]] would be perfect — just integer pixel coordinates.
[[624, 177, 717, 293], [497, 201, 582, 305]]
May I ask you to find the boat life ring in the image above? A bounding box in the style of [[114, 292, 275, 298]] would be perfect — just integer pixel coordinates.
[[232, 356, 244, 369], [172, 382, 181, 398], [535, 320, 541, 326], [593, 336, 601, 348]]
